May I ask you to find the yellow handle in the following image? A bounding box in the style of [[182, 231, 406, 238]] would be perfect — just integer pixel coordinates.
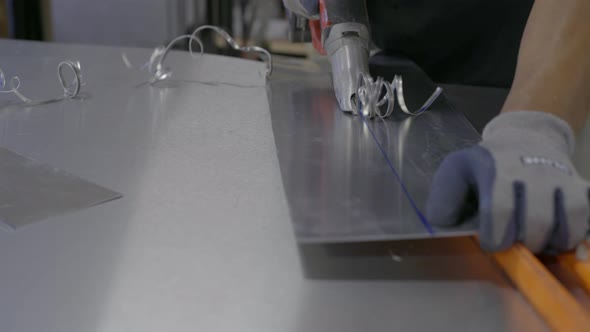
[[492, 243, 590, 332]]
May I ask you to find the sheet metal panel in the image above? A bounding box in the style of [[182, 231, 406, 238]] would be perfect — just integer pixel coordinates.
[[270, 57, 480, 243], [0, 41, 547, 332]]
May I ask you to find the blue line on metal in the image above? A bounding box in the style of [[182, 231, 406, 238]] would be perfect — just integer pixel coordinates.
[[358, 106, 435, 235]]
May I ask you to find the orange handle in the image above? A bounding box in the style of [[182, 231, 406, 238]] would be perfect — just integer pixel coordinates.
[[492, 244, 590, 332], [557, 247, 590, 296]]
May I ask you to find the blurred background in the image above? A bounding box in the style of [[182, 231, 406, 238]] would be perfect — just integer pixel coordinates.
[[0, 0, 312, 57]]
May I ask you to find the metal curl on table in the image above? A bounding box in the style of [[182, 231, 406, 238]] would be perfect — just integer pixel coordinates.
[[0, 61, 83, 105], [122, 25, 273, 84], [355, 72, 443, 119]]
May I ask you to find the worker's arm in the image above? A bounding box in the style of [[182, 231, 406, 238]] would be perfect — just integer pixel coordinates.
[[426, 0, 590, 253], [503, 0, 590, 132]]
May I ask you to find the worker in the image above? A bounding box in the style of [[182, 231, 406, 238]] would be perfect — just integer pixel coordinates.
[[283, 0, 590, 254]]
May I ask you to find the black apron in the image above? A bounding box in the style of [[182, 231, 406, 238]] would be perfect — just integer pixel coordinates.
[[367, 0, 534, 88]]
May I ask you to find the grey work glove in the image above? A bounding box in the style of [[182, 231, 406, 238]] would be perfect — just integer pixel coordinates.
[[282, 0, 319, 19], [426, 111, 590, 253]]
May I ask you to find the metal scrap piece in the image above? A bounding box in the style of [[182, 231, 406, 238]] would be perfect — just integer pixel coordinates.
[[0, 147, 121, 230]]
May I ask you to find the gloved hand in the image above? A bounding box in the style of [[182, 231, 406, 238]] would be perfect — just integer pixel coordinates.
[[426, 111, 590, 253], [282, 0, 319, 19]]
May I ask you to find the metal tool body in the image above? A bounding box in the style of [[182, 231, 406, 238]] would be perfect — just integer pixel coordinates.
[[323, 21, 370, 112], [287, 0, 371, 112]]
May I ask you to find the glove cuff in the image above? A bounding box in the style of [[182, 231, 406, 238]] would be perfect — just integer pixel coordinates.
[[482, 111, 576, 156]]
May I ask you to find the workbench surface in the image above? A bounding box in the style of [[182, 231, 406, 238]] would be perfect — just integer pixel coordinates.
[[0, 39, 552, 332]]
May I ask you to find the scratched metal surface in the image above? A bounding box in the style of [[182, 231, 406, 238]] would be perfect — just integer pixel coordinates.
[[0, 40, 547, 332], [270, 57, 479, 243]]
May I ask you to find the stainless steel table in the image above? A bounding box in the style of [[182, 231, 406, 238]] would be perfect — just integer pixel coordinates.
[[0, 39, 550, 331]]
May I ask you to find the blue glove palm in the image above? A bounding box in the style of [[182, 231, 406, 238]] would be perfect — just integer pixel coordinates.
[[426, 111, 590, 253]]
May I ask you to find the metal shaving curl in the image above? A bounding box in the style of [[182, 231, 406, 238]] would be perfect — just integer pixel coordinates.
[[0, 61, 83, 105], [356, 72, 443, 119], [122, 25, 273, 84]]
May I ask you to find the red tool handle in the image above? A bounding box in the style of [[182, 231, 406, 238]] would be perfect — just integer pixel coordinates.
[[308, 0, 331, 55]]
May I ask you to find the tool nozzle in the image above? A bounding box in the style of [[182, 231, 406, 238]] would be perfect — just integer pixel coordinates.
[[324, 23, 370, 113]]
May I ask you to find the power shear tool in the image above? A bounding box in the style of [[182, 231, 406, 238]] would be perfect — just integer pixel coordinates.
[[286, 0, 370, 113]]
